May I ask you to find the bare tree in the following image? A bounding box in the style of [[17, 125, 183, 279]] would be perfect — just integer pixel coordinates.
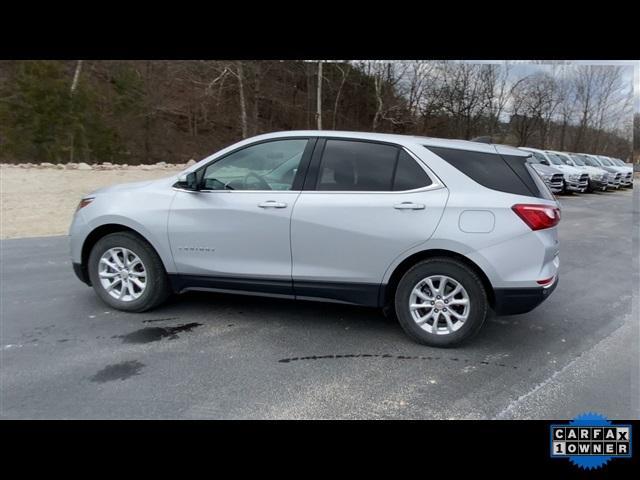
[[572, 66, 597, 151], [538, 76, 563, 149], [556, 68, 577, 151], [68, 60, 84, 162], [481, 63, 512, 136], [316, 61, 323, 129], [371, 62, 385, 131], [590, 66, 629, 151], [234, 61, 248, 138], [363, 61, 408, 131], [332, 63, 349, 130], [70, 60, 83, 94], [393, 60, 440, 133], [438, 62, 488, 139], [252, 62, 262, 135], [509, 73, 556, 146], [634, 113, 640, 163]]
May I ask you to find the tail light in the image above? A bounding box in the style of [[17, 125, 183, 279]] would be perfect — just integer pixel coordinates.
[[537, 276, 556, 286], [511, 204, 561, 231]]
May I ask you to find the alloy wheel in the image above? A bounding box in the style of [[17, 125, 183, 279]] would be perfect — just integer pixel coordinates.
[[409, 275, 470, 335], [98, 247, 147, 301]]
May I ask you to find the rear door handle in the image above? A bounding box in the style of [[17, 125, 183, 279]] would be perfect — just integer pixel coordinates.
[[394, 202, 425, 210], [258, 201, 287, 208]]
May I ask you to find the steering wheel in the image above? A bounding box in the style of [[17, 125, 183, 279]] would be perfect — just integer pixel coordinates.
[[243, 172, 271, 190]]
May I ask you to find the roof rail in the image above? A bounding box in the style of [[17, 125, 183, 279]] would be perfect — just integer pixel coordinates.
[[470, 136, 493, 144]]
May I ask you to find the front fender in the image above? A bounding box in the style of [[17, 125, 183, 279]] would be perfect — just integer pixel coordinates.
[[82, 214, 177, 274]]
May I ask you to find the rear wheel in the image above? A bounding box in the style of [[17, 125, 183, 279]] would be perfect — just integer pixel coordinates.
[[88, 232, 171, 312], [394, 257, 489, 347]]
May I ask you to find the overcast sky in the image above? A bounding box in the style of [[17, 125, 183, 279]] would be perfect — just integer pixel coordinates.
[[468, 60, 638, 113], [350, 60, 638, 113]]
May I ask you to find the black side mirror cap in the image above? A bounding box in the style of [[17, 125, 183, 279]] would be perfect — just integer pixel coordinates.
[[175, 171, 199, 191]]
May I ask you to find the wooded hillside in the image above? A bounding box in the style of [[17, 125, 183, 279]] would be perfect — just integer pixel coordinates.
[[0, 60, 634, 164]]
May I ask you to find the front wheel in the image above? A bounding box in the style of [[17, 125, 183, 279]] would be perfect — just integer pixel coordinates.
[[88, 232, 171, 312], [394, 258, 489, 347]]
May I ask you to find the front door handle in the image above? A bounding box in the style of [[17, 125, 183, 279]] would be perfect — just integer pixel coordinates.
[[394, 202, 425, 210], [258, 201, 287, 208]]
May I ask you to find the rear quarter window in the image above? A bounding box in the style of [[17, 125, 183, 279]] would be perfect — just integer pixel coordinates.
[[393, 150, 432, 190], [426, 146, 542, 198]]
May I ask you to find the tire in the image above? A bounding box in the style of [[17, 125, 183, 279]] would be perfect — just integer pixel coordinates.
[[394, 257, 489, 347], [88, 232, 171, 312]]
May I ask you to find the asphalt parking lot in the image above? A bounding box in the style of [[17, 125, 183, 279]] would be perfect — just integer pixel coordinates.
[[1, 184, 638, 419]]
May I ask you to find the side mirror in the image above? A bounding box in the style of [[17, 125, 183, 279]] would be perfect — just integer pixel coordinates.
[[176, 171, 199, 191]]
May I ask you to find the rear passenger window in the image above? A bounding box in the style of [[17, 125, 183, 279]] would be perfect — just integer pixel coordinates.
[[316, 140, 432, 192], [393, 150, 432, 190], [316, 140, 398, 191]]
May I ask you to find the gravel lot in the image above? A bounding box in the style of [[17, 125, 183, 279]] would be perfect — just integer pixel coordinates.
[[0, 165, 182, 239], [0, 183, 637, 419]]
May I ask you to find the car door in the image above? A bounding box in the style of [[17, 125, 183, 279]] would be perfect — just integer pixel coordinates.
[[168, 138, 315, 293], [290, 138, 448, 305]]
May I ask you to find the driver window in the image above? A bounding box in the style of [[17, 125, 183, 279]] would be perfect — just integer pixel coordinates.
[[202, 139, 308, 191]]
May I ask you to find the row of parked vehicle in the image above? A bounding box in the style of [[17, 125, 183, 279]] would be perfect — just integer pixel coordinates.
[[519, 147, 634, 193]]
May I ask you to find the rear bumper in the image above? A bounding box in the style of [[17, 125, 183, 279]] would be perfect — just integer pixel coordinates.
[[493, 276, 558, 315]]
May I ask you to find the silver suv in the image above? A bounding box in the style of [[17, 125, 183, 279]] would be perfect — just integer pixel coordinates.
[[69, 131, 561, 347]]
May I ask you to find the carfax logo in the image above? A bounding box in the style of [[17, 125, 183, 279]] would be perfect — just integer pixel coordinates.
[[550, 412, 632, 470]]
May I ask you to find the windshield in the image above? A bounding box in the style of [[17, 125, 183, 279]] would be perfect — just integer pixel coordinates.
[[569, 155, 585, 166], [545, 153, 565, 166], [597, 156, 613, 166], [584, 155, 603, 167], [525, 154, 542, 164], [554, 153, 573, 165], [610, 158, 625, 166]]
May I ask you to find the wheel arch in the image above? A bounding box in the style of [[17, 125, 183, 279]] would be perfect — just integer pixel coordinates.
[[80, 224, 166, 285], [381, 249, 495, 310]]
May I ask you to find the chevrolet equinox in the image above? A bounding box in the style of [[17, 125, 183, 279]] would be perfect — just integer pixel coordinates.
[[70, 131, 560, 347]]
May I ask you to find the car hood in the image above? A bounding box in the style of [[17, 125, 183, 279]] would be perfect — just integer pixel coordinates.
[[552, 164, 583, 175], [608, 166, 631, 174], [598, 165, 621, 174], [580, 166, 609, 176], [88, 176, 177, 197], [530, 163, 563, 175]]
